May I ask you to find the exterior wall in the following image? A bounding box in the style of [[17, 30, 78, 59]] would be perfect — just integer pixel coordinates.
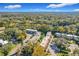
[[55, 33, 79, 41], [40, 32, 52, 48]]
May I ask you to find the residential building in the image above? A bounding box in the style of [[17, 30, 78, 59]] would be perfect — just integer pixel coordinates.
[[40, 32, 52, 48], [26, 29, 38, 35]]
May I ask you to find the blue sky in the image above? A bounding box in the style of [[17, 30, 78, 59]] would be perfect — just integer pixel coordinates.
[[0, 3, 79, 12]]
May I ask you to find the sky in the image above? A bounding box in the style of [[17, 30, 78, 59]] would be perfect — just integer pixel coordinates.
[[0, 3, 79, 12]]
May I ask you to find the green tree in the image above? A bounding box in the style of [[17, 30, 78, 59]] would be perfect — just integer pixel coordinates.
[[0, 48, 4, 56], [20, 43, 34, 56]]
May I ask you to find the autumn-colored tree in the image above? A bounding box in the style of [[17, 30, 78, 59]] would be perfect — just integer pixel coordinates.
[[32, 43, 50, 56], [17, 32, 26, 40], [57, 26, 65, 33], [16, 31, 27, 44]]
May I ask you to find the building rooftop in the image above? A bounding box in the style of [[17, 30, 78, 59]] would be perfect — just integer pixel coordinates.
[[26, 29, 37, 32]]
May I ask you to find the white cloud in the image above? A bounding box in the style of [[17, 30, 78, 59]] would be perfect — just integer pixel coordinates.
[[47, 3, 77, 8], [73, 9, 79, 11], [4, 5, 22, 9]]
